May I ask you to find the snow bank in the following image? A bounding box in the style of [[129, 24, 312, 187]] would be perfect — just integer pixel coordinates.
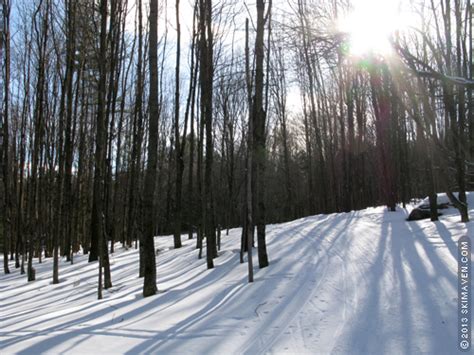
[[420, 191, 474, 207]]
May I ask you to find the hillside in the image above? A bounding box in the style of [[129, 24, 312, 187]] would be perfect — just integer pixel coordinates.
[[1, 196, 472, 354]]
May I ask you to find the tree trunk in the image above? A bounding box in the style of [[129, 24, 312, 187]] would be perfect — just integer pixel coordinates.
[[245, 18, 254, 282], [91, 0, 112, 298], [173, 0, 184, 249], [143, 0, 159, 297], [1, 0, 11, 275], [253, 0, 269, 268], [198, 0, 216, 269]]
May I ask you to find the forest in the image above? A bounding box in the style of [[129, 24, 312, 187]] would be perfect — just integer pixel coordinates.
[[0, 0, 473, 300]]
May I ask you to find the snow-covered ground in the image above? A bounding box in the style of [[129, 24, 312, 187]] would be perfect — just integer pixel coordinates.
[[1, 195, 473, 354]]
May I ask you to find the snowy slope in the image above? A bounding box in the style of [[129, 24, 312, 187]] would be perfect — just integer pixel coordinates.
[[1, 196, 473, 354]]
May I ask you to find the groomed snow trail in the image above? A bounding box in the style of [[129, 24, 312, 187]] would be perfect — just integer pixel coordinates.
[[1, 197, 471, 354]]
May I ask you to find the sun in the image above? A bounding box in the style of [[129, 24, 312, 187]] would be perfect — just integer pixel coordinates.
[[338, 0, 409, 56]]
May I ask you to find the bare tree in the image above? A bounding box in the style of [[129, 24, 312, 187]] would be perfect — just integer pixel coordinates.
[[143, 0, 159, 297], [198, 0, 216, 269], [253, 0, 269, 268], [1, 0, 11, 275]]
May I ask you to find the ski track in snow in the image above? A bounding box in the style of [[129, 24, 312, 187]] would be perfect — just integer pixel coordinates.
[[1, 194, 473, 354]]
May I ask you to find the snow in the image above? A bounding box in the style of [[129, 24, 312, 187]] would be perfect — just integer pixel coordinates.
[[419, 192, 464, 207], [1, 195, 473, 354]]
